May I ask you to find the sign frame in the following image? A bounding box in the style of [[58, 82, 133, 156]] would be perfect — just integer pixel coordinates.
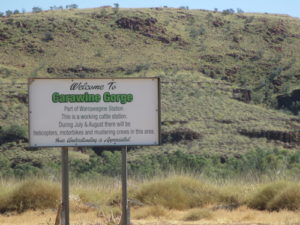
[[28, 77, 161, 148]]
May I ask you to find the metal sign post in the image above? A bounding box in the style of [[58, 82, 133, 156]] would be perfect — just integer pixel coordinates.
[[61, 147, 70, 225], [120, 146, 130, 225]]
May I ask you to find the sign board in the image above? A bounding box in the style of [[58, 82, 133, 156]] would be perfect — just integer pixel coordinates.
[[29, 78, 160, 147]]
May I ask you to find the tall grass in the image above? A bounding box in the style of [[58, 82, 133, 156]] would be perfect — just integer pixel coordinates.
[[183, 208, 213, 221], [0, 174, 300, 215], [134, 176, 222, 210], [0, 179, 59, 213], [247, 181, 300, 211]]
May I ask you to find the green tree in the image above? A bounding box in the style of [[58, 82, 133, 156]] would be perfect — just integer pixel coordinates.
[[66, 4, 78, 9], [237, 8, 244, 13], [32, 7, 42, 13], [50, 6, 59, 10], [113, 3, 119, 14], [5, 10, 13, 16], [222, 8, 235, 15]]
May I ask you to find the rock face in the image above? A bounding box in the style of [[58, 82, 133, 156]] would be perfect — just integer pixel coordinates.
[[277, 89, 300, 115], [239, 129, 300, 145], [116, 17, 187, 45], [232, 89, 251, 103], [161, 128, 202, 144], [116, 17, 161, 32]]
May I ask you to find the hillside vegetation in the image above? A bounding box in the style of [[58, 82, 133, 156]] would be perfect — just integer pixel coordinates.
[[0, 7, 299, 178]]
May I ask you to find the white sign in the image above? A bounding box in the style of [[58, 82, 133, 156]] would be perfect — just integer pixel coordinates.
[[29, 78, 160, 147]]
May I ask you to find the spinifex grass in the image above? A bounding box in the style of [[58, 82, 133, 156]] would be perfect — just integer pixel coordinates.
[[0, 174, 300, 225]]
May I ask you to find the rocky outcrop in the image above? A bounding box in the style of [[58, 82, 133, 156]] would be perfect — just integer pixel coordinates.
[[232, 89, 251, 103], [116, 17, 187, 45], [162, 128, 202, 144], [239, 129, 300, 145], [62, 65, 100, 73], [277, 89, 300, 115]]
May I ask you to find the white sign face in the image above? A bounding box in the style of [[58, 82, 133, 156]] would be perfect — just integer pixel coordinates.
[[29, 78, 160, 147]]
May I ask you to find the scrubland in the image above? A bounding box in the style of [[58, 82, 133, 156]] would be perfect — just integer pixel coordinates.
[[1, 6, 300, 225], [1, 175, 300, 225]]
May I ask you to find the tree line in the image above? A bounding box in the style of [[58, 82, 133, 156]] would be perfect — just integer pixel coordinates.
[[0, 4, 79, 17], [0, 4, 245, 17]]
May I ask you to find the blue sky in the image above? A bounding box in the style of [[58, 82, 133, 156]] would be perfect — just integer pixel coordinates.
[[1, 0, 300, 18]]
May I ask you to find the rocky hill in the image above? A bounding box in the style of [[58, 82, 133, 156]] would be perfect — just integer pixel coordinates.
[[0, 7, 299, 178]]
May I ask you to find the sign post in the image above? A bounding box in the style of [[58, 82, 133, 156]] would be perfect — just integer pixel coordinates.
[[28, 78, 160, 225], [61, 147, 69, 225], [120, 146, 129, 225]]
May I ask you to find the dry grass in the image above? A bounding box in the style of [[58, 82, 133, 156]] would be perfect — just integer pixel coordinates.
[[182, 208, 213, 221], [0, 179, 60, 213], [247, 181, 288, 210], [133, 176, 225, 210], [268, 184, 300, 211], [247, 181, 300, 211], [0, 176, 300, 224], [132, 206, 168, 219], [1, 207, 300, 225]]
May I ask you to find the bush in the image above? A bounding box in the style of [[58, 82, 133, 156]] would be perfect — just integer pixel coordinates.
[[134, 176, 223, 210], [0, 124, 27, 144], [0, 12, 4, 17], [43, 32, 54, 42], [32, 7, 42, 13], [5, 10, 13, 16], [0, 179, 60, 213], [247, 181, 288, 210], [13, 163, 41, 178], [0, 158, 13, 177], [267, 184, 300, 211]]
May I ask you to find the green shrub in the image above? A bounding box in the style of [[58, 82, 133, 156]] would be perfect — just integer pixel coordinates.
[[0, 179, 60, 213], [0, 124, 27, 144], [43, 32, 54, 42], [0, 158, 13, 177], [13, 163, 41, 178]]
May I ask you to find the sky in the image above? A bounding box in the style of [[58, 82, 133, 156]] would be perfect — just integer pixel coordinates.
[[1, 0, 300, 18]]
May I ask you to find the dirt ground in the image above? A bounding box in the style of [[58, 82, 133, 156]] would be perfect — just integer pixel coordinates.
[[0, 207, 300, 225]]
